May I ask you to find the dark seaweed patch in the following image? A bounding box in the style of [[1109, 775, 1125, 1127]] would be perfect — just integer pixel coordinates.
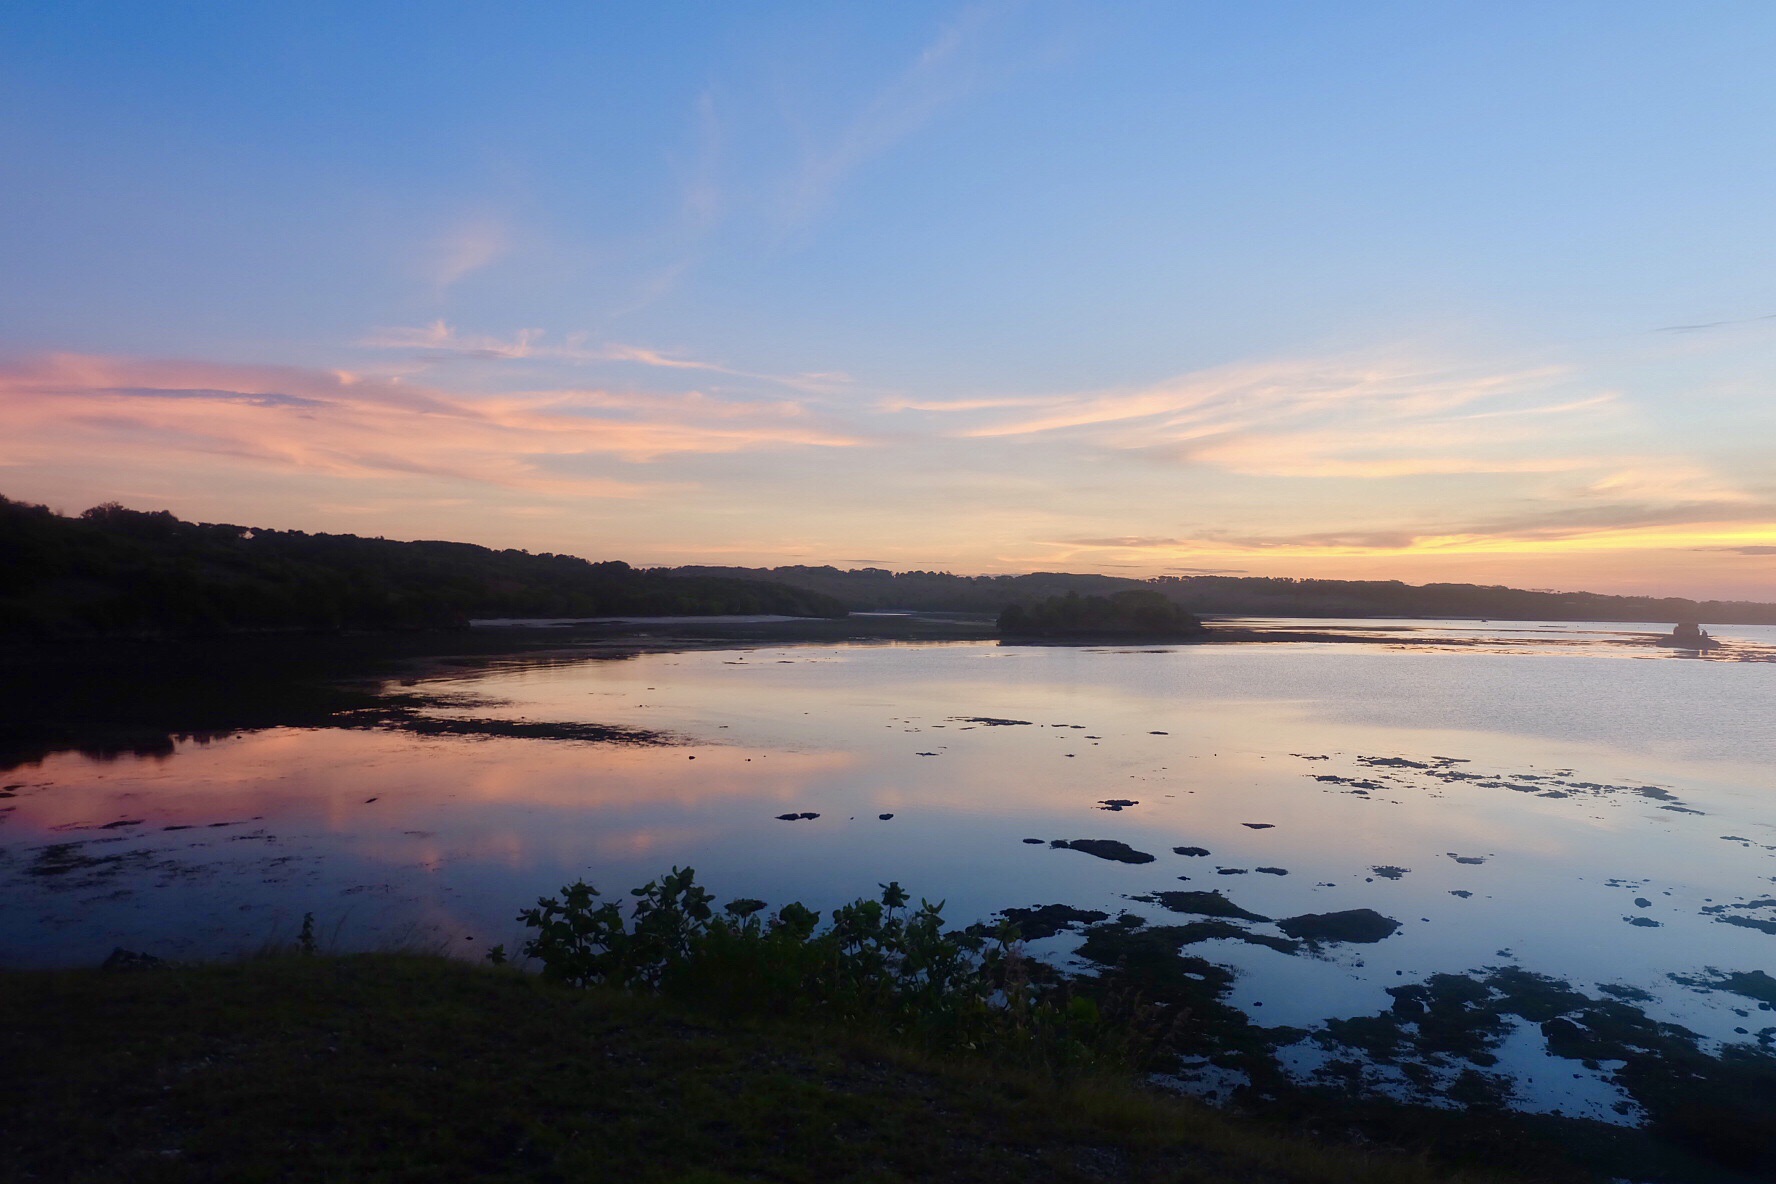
[[1701, 897, 1776, 935], [1718, 916, 1776, 936], [1323, 757, 1702, 815], [1308, 967, 1776, 1174], [1276, 909, 1400, 944], [996, 903, 1112, 940], [1135, 890, 1269, 922], [1049, 839, 1155, 864], [1668, 969, 1776, 1006], [383, 714, 677, 745], [1314, 775, 1384, 791], [1162, 919, 1300, 955], [1597, 982, 1655, 1004]]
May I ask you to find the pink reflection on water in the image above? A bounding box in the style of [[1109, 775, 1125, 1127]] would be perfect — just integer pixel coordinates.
[[0, 723, 870, 967], [7, 726, 860, 840]]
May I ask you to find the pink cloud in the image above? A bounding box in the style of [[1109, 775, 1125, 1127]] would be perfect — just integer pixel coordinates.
[[0, 353, 868, 499]]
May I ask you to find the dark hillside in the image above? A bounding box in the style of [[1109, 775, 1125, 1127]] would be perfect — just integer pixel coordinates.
[[1000, 590, 1206, 639], [0, 496, 845, 637], [664, 563, 1776, 625], [1150, 574, 1776, 624], [668, 564, 1145, 612]]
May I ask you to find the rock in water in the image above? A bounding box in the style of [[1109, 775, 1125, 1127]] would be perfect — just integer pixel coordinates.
[[1276, 909, 1401, 944], [1049, 839, 1156, 864]]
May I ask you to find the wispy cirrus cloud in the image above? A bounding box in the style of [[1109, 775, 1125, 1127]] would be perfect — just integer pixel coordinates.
[[1058, 536, 1191, 548], [679, 89, 726, 234], [363, 321, 545, 359], [77, 386, 327, 409], [785, 2, 1005, 225], [989, 345, 1773, 568], [1652, 312, 1776, 334], [0, 354, 869, 500], [361, 321, 852, 394], [922, 354, 1631, 480], [426, 216, 510, 293], [877, 393, 1051, 413], [1579, 466, 1756, 504], [1055, 500, 1776, 559]]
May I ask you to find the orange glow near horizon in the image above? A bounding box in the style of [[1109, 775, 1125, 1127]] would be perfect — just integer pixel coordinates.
[[3, 346, 1773, 602]]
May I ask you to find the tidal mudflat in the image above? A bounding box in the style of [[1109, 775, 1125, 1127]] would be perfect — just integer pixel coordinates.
[[5, 619, 1776, 1141]]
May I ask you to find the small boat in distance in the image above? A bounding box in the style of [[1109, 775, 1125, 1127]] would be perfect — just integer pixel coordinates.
[[1655, 621, 1722, 650]]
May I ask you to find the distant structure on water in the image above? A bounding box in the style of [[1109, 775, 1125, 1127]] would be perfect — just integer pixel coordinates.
[[1656, 621, 1721, 650]]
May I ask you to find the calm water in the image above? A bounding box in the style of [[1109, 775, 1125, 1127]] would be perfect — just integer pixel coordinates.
[[6, 619, 1775, 1120]]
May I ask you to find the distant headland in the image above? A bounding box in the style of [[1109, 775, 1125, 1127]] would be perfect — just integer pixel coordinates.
[[7, 492, 1775, 639], [665, 563, 1776, 626]]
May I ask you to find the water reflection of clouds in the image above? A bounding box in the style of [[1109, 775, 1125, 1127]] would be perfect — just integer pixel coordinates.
[[9, 729, 864, 837], [10, 636, 1776, 1085], [350, 823, 728, 875], [441, 743, 860, 810]]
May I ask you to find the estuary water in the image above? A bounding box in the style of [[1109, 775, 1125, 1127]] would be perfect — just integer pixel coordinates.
[[5, 618, 1775, 1122]]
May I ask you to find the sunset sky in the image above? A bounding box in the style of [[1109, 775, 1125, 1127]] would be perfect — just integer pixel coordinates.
[[4, 2, 1775, 599]]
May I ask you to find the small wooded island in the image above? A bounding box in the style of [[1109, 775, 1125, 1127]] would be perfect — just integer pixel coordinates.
[[1655, 621, 1722, 650], [998, 589, 1207, 640]]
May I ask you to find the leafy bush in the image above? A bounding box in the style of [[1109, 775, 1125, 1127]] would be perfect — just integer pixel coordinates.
[[518, 868, 1140, 1074]]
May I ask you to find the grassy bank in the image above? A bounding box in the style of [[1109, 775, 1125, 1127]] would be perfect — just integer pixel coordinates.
[[1, 952, 1518, 1184]]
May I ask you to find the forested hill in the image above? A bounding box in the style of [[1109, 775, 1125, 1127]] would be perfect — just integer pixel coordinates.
[[0, 497, 845, 637], [663, 564, 1776, 625]]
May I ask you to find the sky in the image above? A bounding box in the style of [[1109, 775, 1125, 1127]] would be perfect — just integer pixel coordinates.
[[3, 1, 1775, 600]]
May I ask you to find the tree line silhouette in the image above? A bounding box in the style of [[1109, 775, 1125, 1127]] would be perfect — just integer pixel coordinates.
[[666, 564, 1776, 625], [0, 496, 845, 637], [999, 590, 1205, 639], [10, 492, 1768, 638]]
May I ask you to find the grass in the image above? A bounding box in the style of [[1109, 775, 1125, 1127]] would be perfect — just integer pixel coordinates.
[[0, 952, 1525, 1184]]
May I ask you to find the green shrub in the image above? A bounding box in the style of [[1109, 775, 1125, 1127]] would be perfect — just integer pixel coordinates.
[[518, 868, 1140, 1075]]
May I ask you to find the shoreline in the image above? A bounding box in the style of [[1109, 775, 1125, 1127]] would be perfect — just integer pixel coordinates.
[[0, 615, 1714, 773], [6, 623, 1775, 1180]]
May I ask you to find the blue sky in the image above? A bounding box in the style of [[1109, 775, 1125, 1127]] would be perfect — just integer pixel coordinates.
[[4, 2, 1775, 596]]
